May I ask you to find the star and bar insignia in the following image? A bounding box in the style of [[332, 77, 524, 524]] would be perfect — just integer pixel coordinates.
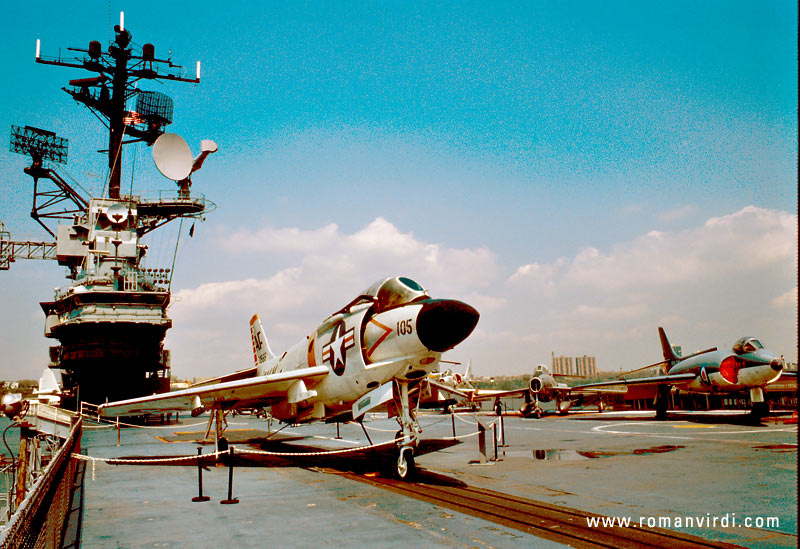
[[322, 321, 355, 375]]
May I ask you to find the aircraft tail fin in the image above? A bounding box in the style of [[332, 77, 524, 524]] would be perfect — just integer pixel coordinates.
[[658, 327, 678, 371], [463, 360, 474, 387], [37, 369, 61, 395], [250, 314, 276, 366]]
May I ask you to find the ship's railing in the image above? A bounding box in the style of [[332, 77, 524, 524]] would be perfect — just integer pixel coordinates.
[[79, 402, 101, 422], [54, 265, 171, 299], [0, 462, 13, 525], [0, 418, 82, 549], [133, 190, 217, 216], [25, 404, 76, 440]]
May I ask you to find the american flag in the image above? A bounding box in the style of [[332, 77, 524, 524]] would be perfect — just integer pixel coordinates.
[[122, 111, 144, 125]]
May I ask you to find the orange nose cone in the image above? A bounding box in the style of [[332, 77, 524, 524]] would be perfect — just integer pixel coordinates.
[[719, 356, 740, 384]]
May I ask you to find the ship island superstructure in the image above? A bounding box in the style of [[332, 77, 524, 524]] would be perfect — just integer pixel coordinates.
[[1, 15, 216, 409]]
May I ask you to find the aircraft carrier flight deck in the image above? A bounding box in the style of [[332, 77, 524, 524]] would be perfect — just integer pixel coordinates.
[[74, 409, 797, 548]]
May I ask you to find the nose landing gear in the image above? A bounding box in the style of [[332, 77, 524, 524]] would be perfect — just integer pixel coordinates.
[[394, 379, 421, 479]]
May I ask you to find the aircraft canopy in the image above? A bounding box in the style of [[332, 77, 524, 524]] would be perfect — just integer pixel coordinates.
[[362, 276, 430, 312], [733, 337, 764, 354]]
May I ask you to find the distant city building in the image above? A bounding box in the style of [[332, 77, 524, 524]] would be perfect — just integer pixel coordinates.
[[575, 355, 597, 377], [552, 353, 598, 376], [551, 353, 574, 375]]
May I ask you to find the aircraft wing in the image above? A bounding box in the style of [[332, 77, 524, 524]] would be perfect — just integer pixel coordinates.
[[98, 366, 329, 417], [435, 383, 629, 402], [423, 382, 530, 402], [189, 367, 258, 387], [566, 386, 628, 395], [574, 373, 697, 390], [427, 379, 471, 400], [467, 387, 530, 401]]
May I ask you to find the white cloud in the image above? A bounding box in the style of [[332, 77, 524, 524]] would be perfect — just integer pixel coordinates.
[[507, 258, 568, 296], [173, 268, 309, 312], [507, 207, 796, 312], [167, 217, 500, 375], [165, 206, 797, 379], [462, 292, 508, 312], [772, 287, 797, 308], [468, 206, 797, 373], [555, 206, 796, 293]]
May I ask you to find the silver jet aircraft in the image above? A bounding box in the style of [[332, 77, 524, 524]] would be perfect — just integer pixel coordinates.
[[433, 363, 619, 417], [99, 276, 479, 478]]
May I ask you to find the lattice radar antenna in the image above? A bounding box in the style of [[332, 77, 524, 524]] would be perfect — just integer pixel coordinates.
[[10, 125, 68, 165]]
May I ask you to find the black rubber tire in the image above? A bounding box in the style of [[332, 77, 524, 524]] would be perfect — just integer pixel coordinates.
[[519, 403, 534, 417], [395, 446, 416, 480], [749, 401, 769, 422], [655, 385, 670, 420]]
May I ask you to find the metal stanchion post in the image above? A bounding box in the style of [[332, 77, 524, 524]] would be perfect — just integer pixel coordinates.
[[493, 422, 498, 461], [192, 448, 210, 502], [451, 413, 456, 438], [477, 422, 487, 464], [220, 446, 239, 504], [116, 417, 120, 447]]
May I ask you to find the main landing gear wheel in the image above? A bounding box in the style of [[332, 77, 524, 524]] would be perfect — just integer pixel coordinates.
[[395, 446, 416, 480], [749, 401, 769, 423], [654, 385, 670, 420], [520, 402, 533, 417]]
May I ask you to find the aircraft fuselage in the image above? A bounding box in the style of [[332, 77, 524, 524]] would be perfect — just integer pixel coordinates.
[[257, 290, 479, 422], [667, 348, 783, 393]]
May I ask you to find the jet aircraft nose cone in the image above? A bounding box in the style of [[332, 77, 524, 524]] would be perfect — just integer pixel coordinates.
[[769, 357, 784, 371], [417, 299, 479, 352]]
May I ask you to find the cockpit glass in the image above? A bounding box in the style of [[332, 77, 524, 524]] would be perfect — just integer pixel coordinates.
[[362, 277, 429, 312], [399, 277, 424, 291], [744, 339, 763, 352]]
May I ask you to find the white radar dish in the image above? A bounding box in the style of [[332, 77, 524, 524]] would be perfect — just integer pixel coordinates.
[[153, 133, 193, 181], [104, 203, 129, 226]]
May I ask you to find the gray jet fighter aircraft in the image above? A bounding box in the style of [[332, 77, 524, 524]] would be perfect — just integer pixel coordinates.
[[98, 276, 479, 478], [575, 327, 787, 421]]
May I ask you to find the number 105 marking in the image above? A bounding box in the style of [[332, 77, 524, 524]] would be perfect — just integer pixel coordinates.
[[397, 319, 413, 335]]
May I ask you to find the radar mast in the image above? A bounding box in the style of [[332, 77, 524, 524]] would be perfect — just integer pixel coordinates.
[[35, 11, 200, 198], [2, 13, 217, 409]]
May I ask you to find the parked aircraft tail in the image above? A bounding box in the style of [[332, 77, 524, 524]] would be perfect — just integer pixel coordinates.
[[250, 314, 276, 366], [37, 368, 61, 396], [658, 327, 679, 371], [33, 369, 62, 405]]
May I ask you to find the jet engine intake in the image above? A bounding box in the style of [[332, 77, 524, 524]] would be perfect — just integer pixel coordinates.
[[530, 374, 557, 402]]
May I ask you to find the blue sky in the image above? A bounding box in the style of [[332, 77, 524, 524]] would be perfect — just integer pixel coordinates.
[[0, 1, 796, 380]]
